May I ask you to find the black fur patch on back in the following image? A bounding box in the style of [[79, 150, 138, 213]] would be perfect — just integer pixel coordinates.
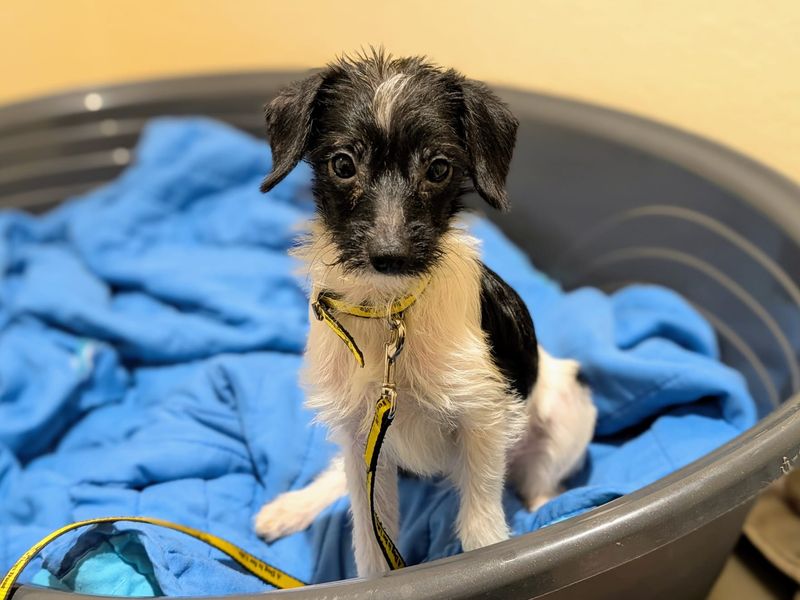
[[479, 264, 539, 399]]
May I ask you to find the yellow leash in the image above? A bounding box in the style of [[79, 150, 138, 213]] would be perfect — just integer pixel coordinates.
[[0, 516, 306, 600], [364, 393, 406, 570], [311, 281, 427, 568], [2, 285, 425, 598]]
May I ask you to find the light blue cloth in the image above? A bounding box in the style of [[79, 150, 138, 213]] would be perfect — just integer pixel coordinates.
[[0, 118, 756, 595]]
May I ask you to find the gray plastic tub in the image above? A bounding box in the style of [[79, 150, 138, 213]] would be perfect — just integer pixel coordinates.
[[2, 71, 799, 600]]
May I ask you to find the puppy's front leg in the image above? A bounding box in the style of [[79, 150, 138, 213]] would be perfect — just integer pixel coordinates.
[[453, 421, 510, 551], [342, 440, 399, 578]]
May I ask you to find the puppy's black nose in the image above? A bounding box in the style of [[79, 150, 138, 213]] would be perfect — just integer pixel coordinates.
[[370, 252, 410, 274]]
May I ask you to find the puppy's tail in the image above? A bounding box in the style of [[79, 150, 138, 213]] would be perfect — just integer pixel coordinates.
[[254, 455, 347, 541]]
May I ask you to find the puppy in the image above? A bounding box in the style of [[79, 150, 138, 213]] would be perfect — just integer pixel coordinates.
[[254, 50, 596, 578]]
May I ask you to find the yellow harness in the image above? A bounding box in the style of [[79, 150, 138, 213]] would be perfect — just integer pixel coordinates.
[[1, 281, 428, 598], [311, 276, 430, 367]]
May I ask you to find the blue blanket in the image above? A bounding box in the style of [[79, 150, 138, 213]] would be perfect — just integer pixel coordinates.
[[0, 118, 756, 595]]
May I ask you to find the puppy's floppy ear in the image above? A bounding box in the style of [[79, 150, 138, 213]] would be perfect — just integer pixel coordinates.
[[459, 80, 519, 211], [260, 72, 324, 193]]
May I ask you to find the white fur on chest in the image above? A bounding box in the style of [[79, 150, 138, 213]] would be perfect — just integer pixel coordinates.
[[300, 228, 520, 476]]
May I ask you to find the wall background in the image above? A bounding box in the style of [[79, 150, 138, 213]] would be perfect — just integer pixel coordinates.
[[1, 1, 798, 182]]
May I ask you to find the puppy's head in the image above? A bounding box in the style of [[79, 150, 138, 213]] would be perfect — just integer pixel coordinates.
[[261, 50, 518, 279]]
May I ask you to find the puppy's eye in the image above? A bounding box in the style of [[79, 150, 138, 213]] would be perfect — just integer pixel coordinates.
[[426, 158, 451, 183], [330, 153, 357, 179]]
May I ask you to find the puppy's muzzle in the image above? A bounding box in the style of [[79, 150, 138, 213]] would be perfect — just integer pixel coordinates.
[[369, 247, 410, 275], [367, 213, 412, 274]]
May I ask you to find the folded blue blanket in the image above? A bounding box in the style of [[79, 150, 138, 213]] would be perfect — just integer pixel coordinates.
[[0, 118, 756, 596]]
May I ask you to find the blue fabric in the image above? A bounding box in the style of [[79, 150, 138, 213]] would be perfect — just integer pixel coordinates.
[[30, 530, 159, 597], [0, 118, 756, 595]]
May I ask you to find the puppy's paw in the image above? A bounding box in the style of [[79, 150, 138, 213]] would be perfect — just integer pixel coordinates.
[[460, 528, 510, 552], [526, 491, 557, 512], [254, 490, 318, 541], [458, 517, 510, 552]]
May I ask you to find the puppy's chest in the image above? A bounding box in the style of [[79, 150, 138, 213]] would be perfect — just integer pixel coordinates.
[[306, 305, 492, 472], [310, 311, 466, 410]]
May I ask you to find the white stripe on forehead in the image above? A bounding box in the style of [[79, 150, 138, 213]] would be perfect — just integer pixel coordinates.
[[372, 73, 410, 131]]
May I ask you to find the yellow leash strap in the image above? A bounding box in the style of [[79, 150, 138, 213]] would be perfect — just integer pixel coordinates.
[[364, 394, 406, 570], [311, 276, 430, 367], [0, 516, 306, 600], [312, 300, 365, 368]]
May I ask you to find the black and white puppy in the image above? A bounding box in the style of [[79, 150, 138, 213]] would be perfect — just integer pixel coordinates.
[[254, 51, 596, 577]]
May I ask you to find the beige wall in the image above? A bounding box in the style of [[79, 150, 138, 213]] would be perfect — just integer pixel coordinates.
[[1, 1, 798, 182]]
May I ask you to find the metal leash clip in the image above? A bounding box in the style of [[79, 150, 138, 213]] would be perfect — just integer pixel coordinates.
[[381, 315, 405, 419]]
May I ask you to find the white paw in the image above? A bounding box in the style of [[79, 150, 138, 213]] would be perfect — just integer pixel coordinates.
[[353, 545, 393, 579], [527, 492, 556, 511], [254, 491, 318, 541], [459, 521, 510, 552]]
